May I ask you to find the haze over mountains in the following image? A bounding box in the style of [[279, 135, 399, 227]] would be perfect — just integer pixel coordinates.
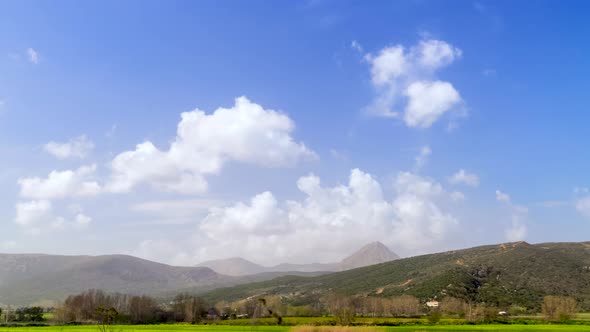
[[0, 241, 398, 305], [196, 241, 400, 276], [9, 240, 590, 311]]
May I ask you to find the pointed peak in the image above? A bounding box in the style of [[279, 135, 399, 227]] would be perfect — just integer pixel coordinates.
[[340, 241, 400, 270]]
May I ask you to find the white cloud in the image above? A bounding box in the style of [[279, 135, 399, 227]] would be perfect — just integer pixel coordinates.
[[107, 96, 316, 194], [576, 196, 590, 218], [367, 45, 407, 88], [16, 164, 97, 234], [404, 81, 461, 128], [364, 39, 464, 128], [18, 164, 101, 200], [44, 135, 94, 159], [14, 199, 92, 233], [201, 191, 289, 238], [15, 200, 52, 226], [449, 169, 479, 187], [192, 168, 459, 264], [27, 48, 39, 64], [495, 190, 511, 203], [416, 39, 462, 69]]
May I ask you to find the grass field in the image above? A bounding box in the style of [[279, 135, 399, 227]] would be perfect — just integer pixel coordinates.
[[1, 325, 590, 332]]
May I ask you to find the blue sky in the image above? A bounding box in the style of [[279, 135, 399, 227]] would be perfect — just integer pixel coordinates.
[[1, 0, 590, 265]]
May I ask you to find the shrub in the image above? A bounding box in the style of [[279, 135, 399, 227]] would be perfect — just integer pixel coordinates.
[[542, 296, 577, 322]]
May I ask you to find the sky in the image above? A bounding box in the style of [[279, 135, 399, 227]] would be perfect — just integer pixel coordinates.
[[1, 0, 590, 266]]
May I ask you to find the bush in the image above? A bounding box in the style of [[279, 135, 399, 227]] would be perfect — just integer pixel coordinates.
[[427, 310, 442, 323], [542, 296, 577, 322]]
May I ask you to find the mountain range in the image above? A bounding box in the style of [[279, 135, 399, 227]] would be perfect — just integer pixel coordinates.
[[196, 241, 400, 276], [0, 241, 398, 306], [201, 241, 590, 311], [7, 241, 588, 312]]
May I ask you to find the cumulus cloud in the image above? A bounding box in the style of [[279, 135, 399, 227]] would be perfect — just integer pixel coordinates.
[[364, 39, 464, 128], [15, 164, 98, 234], [18, 164, 101, 200], [15, 200, 52, 226], [449, 169, 479, 187], [27, 48, 39, 64], [107, 97, 316, 194], [44, 135, 94, 159], [192, 168, 459, 264], [201, 192, 289, 238], [14, 199, 92, 233]]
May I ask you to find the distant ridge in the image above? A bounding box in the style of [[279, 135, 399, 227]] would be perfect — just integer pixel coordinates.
[[0, 253, 322, 306], [196, 257, 266, 277], [196, 241, 400, 276]]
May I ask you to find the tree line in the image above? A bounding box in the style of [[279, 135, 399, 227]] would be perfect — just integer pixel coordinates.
[[0, 289, 579, 325], [0, 307, 45, 323], [53, 289, 210, 324]]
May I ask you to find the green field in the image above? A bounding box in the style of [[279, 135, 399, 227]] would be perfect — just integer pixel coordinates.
[[1, 325, 590, 332]]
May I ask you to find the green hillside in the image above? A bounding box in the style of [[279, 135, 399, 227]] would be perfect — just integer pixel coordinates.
[[200, 241, 590, 311]]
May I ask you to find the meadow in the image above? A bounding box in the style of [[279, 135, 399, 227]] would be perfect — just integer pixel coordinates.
[[2, 324, 590, 332]]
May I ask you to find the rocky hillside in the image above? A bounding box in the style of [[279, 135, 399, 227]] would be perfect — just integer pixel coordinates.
[[201, 241, 590, 311]]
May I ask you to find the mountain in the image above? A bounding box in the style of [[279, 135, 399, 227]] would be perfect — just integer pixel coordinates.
[[197, 241, 399, 276], [201, 241, 590, 311], [196, 257, 266, 276], [0, 253, 323, 306], [340, 241, 400, 270]]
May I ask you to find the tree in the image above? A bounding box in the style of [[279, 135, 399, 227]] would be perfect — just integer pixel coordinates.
[[128, 295, 157, 324], [427, 310, 442, 323], [388, 295, 420, 316], [326, 294, 355, 325], [542, 296, 577, 322], [172, 293, 205, 323], [95, 306, 118, 332], [251, 298, 283, 325], [26, 307, 45, 321], [467, 304, 498, 323], [440, 297, 468, 316]]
